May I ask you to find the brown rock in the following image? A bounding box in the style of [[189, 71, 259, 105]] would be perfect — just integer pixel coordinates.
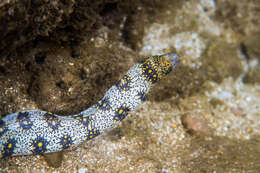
[[181, 113, 212, 137], [43, 152, 63, 168], [230, 107, 246, 117]]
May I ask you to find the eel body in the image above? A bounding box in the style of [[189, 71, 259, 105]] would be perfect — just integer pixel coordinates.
[[0, 52, 181, 158]]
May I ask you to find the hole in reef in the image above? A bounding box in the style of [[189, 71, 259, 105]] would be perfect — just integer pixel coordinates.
[[100, 3, 118, 16], [35, 52, 47, 64], [56, 81, 66, 89], [0, 65, 6, 73]]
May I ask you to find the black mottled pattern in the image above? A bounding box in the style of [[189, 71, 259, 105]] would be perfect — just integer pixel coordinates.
[[141, 57, 160, 84], [60, 135, 73, 149], [17, 112, 33, 130], [77, 113, 101, 140], [86, 128, 100, 140], [97, 97, 111, 111], [44, 112, 62, 130], [141, 55, 173, 84], [32, 136, 49, 154], [2, 138, 16, 158], [76, 114, 91, 126], [137, 91, 148, 102], [116, 75, 132, 91], [144, 66, 159, 83], [0, 120, 7, 137], [114, 105, 130, 121]]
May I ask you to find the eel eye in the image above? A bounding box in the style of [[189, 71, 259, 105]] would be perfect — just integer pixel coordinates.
[[166, 62, 171, 67]]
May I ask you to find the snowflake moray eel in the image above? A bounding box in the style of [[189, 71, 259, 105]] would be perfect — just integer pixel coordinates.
[[0, 52, 181, 158]]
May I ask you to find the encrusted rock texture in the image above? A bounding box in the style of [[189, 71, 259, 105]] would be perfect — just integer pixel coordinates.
[[0, 0, 260, 172]]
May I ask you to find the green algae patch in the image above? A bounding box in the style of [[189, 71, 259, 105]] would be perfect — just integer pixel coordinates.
[[201, 40, 244, 83]]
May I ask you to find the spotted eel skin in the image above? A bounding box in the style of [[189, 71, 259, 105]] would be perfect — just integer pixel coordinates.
[[0, 52, 181, 158]]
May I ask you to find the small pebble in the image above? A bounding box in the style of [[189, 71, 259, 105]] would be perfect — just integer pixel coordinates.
[[230, 107, 246, 117], [181, 113, 212, 136], [43, 152, 63, 168]]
